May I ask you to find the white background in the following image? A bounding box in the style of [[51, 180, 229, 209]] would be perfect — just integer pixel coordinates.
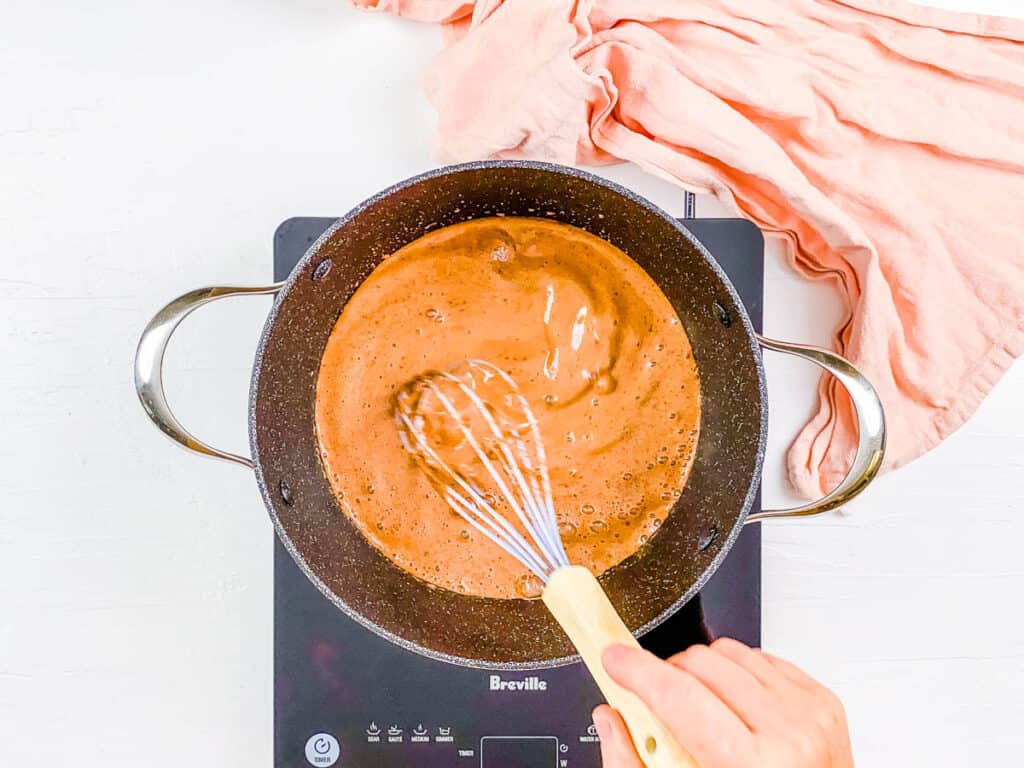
[[1, 0, 1021, 765]]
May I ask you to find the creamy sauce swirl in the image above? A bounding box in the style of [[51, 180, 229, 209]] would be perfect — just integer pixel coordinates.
[[314, 218, 700, 599]]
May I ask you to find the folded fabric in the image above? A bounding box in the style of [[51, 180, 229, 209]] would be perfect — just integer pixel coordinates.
[[354, 0, 1024, 498]]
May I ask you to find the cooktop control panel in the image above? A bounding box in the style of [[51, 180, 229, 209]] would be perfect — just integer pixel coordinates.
[[300, 728, 566, 767], [273, 215, 763, 768], [301, 730, 566, 768]]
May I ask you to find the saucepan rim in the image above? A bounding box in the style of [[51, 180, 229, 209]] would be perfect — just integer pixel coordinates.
[[246, 160, 768, 669]]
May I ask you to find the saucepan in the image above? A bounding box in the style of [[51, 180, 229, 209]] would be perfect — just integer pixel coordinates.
[[134, 161, 885, 668]]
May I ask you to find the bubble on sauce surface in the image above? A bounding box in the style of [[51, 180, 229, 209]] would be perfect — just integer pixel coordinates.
[[515, 573, 544, 599], [558, 520, 579, 539], [588, 520, 607, 534], [489, 241, 515, 263], [594, 372, 617, 394], [621, 471, 633, 481], [581, 503, 596, 515]]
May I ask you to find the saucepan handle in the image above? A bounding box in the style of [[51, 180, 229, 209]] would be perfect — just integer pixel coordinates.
[[133, 284, 284, 469], [745, 335, 886, 523]]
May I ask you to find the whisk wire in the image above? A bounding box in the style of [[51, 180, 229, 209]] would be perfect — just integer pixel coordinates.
[[396, 411, 552, 579], [426, 374, 566, 574], [394, 359, 571, 586], [442, 488, 552, 580], [477, 364, 570, 568]]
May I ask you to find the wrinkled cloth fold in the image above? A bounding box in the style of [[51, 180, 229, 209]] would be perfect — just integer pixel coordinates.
[[353, 0, 1024, 498]]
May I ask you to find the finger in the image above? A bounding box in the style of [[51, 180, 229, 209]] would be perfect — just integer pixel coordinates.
[[603, 644, 754, 765], [668, 644, 780, 731], [593, 705, 644, 768], [762, 651, 821, 690], [708, 637, 787, 689]]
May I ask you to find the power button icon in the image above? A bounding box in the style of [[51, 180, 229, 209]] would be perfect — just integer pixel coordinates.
[[304, 733, 340, 767]]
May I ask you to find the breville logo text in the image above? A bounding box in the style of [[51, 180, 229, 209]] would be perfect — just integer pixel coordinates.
[[489, 675, 548, 692]]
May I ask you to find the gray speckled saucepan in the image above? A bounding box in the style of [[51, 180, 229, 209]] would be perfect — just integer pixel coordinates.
[[135, 161, 885, 669]]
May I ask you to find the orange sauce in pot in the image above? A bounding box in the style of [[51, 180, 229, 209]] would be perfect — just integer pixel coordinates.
[[314, 218, 700, 599]]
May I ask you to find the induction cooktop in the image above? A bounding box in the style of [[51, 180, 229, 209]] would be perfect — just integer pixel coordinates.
[[272, 212, 764, 768]]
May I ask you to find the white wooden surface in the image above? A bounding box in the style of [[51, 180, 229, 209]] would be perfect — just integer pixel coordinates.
[[1, 1, 1021, 765]]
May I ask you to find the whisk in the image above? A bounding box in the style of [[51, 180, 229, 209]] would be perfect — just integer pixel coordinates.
[[394, 359, 698, 768]]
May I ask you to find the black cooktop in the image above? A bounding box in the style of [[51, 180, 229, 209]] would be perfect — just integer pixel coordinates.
[[272, 215, 764, 768]]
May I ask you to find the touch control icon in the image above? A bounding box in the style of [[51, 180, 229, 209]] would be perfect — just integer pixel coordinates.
[[304, 733, 340, 767]]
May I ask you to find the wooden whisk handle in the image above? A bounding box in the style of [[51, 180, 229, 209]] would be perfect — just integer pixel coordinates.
[[542, 566, 699, 768]]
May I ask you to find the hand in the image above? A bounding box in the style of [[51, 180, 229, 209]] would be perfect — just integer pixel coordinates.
[[593, 638, 853, 768]]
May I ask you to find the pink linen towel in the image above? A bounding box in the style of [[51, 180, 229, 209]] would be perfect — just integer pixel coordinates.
[[354, 0, 1024, 498]]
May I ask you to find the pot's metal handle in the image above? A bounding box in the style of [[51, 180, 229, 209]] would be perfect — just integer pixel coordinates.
[[134, 284, 284, 469], [746, 334, 886, 523]]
